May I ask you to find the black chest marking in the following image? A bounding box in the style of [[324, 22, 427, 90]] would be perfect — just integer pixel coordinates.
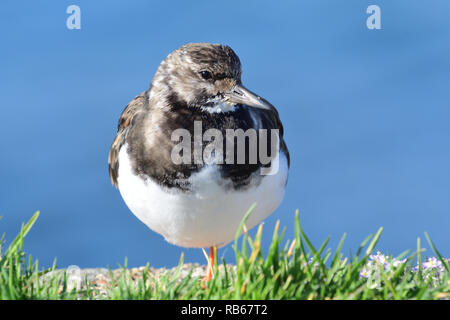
[[125, 103, 282, 192]]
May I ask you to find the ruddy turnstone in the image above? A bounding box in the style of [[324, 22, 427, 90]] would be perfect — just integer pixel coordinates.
[[108, 43, 289, 280]]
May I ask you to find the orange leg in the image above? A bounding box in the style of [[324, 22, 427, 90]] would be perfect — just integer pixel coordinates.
[[203, 246, 216, 282]]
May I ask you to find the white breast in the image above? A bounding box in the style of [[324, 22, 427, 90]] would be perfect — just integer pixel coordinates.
[[117, 144, 288, 248]]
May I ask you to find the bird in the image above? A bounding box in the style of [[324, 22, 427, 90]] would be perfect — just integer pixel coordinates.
[[108, 43, 289, 281]]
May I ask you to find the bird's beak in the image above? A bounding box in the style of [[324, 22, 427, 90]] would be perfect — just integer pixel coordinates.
[[225, 84, 273, 110]]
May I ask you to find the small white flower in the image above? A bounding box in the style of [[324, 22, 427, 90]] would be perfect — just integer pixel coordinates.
[[423, 257, 441, 269], [360, 267, 371, 279], [392, 259, 406, 268]]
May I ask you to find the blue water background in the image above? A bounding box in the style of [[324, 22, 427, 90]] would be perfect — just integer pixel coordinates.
[[1, 1, 449, 268]]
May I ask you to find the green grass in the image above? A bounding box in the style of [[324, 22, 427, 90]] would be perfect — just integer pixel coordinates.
[[0, 208, 449, 300]]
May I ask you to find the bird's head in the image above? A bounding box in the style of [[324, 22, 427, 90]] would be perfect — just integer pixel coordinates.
[[149, 43, 272, 112]]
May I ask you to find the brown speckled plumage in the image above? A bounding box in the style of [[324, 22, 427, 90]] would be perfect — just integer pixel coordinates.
[[108, 43, 289, 191], [108, 91, 148, 187]]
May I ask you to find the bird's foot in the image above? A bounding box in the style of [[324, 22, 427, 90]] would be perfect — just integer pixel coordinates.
[[201, 246, 216, 287]]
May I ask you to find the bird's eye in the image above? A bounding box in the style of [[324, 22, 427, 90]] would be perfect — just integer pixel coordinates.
[[199, 71, 212, 80]]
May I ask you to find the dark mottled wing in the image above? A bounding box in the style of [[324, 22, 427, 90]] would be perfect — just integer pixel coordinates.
[[255, 106, 290, 169], [273, 108, 290, 168], [108, 91, 148, 187]]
